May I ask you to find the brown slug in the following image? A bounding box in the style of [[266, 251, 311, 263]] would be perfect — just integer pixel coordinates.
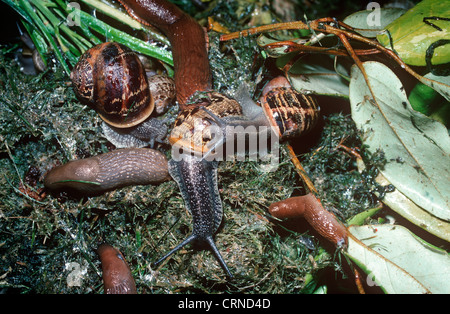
[[269, 193, 348, 248], [44, 148, 170, 195], [97, 243, 137, 294], [118, 0, 212, 108]]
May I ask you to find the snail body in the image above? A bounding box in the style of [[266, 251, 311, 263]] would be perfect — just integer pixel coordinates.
[[97, 243, 137, 294], [154, 155, 232, 278], [44, 148, 170, 195], [71, 42, 175, 148], [101, 117, 168, 149]]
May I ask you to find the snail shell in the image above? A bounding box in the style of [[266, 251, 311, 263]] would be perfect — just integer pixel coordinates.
[[71, 42, 154, 129], [168, 77, 320, 156], [149, 74, 176, 115], [44, 148, 170, 195], [71, 42, 176, 148], [169, 92, 243, 154], [260, 76, 320, 139]]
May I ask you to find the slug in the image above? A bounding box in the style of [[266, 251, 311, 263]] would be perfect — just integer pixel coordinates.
[[97, 243, 137, 294], [118, 0, 211, 108], [153, 155, 233, 278], [44, 148, 170, 195], [269, 193, 348, 248]]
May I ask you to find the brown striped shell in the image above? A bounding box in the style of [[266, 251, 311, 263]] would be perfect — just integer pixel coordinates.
[[168, 77, 320, 154], [149, 74, 176, 114], [260, 86, 320, 140], [169, 92, 242, 154], [71, 42, 154, 128]]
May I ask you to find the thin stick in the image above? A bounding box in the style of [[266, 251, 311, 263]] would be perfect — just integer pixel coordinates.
[[286, 144, 317, 194]]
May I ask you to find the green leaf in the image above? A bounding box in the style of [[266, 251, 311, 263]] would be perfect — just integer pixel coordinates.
[[287, 61, 349, 98], [376, 0, 450, 66], [349, 61, 450, 221], [416, 73, 450, 103], [346, 225, 450, 294], [343, 7, 406, 38], [256, 34, 300, 58], [356, 159, 450, 242]]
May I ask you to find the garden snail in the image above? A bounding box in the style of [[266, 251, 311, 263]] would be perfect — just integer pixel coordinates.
[[70, 42, 176, 148], [44, 148, 170, 195], [169, 76, 320, 157], [97, 243, 137, 294], [159, 77, 319, 277]]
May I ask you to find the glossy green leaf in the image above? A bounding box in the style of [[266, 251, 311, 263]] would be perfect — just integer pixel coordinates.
[[377, 0, 450, 66], [349, 61, 450, 221], [347, 224, 450, 294], [343, 7, 406, 38], [420, 72, 450, 102]]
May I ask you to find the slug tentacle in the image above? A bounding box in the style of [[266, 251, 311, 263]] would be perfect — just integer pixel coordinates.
[[154, 156, 232, 278]]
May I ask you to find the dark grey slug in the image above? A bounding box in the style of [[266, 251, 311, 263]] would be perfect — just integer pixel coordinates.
[[44, 148, 170, 195], [153, 155, 233, 278]]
